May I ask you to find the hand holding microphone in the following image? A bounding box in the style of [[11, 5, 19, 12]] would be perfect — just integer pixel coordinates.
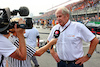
[[51, 30, 60, 49]]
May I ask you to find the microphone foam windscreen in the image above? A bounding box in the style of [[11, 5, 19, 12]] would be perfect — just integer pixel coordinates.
[[19, 6, 29, 16]]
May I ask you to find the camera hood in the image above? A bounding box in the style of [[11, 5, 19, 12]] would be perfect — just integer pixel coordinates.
[[24, 17, 33, 29], [0, 7, 11, 32]]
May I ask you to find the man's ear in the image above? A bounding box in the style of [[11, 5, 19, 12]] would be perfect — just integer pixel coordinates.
[[66, 14, 69, 20]]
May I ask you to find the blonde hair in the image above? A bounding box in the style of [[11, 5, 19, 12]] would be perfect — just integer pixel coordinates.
[[55, 7, 70, 15], [10, 18, 20, 22], [10, 18, 25, 25]]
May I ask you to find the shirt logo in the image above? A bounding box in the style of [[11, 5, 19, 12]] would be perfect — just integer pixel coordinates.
[[67, 35, 75, 37]]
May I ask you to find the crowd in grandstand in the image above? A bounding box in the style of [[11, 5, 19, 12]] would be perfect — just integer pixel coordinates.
[[70, 0, 99, 11], [34, 0, 100, 30]]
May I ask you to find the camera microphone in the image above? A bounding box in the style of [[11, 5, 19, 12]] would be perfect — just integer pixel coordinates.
[[11, 6, 29, 16], [19, 6, 29, 16]]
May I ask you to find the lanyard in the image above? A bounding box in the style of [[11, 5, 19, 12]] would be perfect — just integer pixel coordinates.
[[59, 22, 71, 33], [52, 22, 71, 49]]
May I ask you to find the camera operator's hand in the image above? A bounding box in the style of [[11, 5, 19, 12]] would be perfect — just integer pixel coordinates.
[[14, 18, 25, 38]]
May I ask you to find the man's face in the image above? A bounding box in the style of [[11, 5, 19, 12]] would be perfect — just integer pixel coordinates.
[[56, 10, 68, 26]]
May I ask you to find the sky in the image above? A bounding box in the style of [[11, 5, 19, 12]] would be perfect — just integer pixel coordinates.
[[0, 0, 80, 16]]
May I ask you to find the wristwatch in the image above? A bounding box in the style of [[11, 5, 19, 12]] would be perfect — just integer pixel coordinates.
[[87, 54, 91, 58]]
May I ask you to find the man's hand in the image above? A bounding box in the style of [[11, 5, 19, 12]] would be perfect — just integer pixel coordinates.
[[48, 39, 60, 62], [75, 55, 90, 65], [14, 18, 25, 37], [75, 37, 99, 65], [53, 52, 60, 63], [50, 49, 60, 63]]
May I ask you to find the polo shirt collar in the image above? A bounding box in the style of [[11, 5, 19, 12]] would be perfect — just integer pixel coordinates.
[[60, 20, 71, 29]]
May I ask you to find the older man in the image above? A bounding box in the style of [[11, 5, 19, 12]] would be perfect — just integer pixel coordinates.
[[47, 6, 99, 67]]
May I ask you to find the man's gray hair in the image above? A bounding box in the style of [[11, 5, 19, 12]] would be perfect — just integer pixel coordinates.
[[55, 7, 70, 15]]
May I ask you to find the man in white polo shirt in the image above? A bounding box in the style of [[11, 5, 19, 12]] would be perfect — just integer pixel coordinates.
[[47, 6, 99, 67]]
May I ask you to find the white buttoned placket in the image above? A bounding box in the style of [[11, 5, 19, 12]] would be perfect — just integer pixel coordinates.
[[58, 21, 71, 60], [60, 27, 65, 60]]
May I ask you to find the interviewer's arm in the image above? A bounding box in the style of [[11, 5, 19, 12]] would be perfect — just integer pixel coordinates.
[[34, 38, 57, 56]]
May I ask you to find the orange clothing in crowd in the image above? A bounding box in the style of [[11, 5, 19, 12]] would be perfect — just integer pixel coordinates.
[[52, 20, 55, 26], [41, 20, 44, 25]]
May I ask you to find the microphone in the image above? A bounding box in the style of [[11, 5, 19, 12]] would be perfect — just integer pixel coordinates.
[[51, 30, 60, 49], [19, 6, 29, 16], [54, 30, 60, 38], [11, 6, 29, 16]]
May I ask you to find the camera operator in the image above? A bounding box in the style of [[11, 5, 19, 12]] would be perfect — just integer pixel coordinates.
[[7, 18, 58, 67], [0, 18, 27, 67]]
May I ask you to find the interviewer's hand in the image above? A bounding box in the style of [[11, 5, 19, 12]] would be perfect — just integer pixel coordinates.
[[50, 38, 58, 45]]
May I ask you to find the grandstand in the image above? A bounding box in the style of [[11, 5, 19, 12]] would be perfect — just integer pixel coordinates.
[[71, 0, 100, 23], [34, 0, 100, 25]]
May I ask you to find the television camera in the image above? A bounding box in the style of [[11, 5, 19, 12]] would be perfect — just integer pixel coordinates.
[[0, 6, 33, 34]]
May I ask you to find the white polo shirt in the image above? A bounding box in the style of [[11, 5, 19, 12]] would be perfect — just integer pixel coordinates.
[[47, 20, 95, 61], [0, 34, 17, 67]]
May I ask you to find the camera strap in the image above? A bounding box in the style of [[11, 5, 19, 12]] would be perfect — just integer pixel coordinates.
[[0, 55, 4, 67]]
